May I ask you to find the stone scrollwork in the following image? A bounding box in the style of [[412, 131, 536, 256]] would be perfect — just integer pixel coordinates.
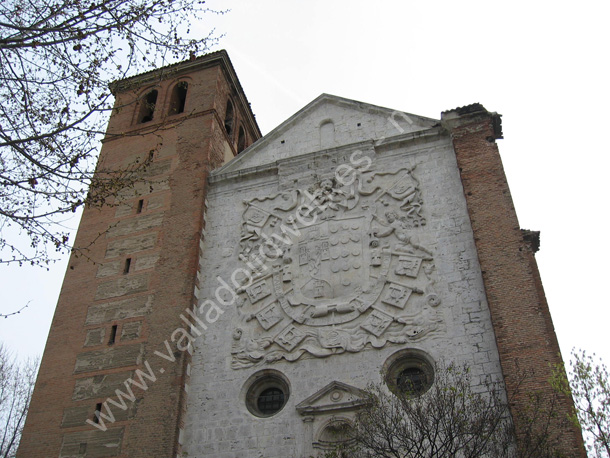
[[231, 165, 444, 369]]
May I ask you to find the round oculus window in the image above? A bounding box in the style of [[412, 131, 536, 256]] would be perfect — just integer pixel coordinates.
[[396, 367, 429, 395], [384, 349, 434, 396], [256, 387, 285, 415], [244, 370, 290, 418]]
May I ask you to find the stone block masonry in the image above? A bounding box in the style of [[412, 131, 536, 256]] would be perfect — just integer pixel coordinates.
[[182, 95, 522, 457]]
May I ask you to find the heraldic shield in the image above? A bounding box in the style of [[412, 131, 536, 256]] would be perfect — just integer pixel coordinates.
[[231, 166, 444, 368], [279, 215, 384, 327]]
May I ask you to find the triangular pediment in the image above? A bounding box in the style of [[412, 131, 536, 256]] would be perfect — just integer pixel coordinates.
[[296, 381, 370, 416], [216, 94, 438, 175]]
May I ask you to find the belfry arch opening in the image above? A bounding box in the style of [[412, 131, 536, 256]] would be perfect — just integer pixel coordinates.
[[224, 99, 235, 136], [138, 90, 158, 123], [237, 126, 246, 153], [168, 82, 188, 115]]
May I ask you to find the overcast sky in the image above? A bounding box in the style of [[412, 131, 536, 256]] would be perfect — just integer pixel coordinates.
[[2, 0, 609, 372]]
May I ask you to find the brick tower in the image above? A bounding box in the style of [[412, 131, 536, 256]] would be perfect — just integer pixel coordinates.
[[17, 50, 261, 458]]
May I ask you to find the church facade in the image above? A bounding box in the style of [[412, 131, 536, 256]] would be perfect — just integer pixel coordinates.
[[18, 51, 584, 458]]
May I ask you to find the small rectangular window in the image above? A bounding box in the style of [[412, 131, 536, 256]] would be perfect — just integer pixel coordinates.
[[93, 403, 102, 424], [136, 199, 144, 214], [123, 258, 132, 274], [108, 325, 117, 345]]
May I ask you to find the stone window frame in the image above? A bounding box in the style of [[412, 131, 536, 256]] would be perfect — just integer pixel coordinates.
[[242, 369, 290, 418], [383, 348, 435, 396], [313, 416, 356, 451]]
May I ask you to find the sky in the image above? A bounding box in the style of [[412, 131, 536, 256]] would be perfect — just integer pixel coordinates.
[[1, 0, 609, 374]]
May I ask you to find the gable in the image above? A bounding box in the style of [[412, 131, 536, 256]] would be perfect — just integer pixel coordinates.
[[216, 94, 438, 174], [296, 380, 370, 415]]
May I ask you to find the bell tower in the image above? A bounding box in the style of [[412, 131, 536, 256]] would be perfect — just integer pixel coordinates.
[[17, 50, 261, 458]]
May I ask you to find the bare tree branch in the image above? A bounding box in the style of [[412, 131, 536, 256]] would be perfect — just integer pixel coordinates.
[[0, 0, 224, 266], [0, 303, 29, 319], [0, 344, 39, 458], [335, 362, 571, 458], [554, 350, 610, 458]]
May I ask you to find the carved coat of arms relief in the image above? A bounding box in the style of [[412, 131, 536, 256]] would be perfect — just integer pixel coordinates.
[[230, 165, 444, 369]]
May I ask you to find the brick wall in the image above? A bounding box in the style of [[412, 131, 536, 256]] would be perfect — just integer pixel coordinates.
[[17, 51, 260, 458], [442, 104, 585, 456]]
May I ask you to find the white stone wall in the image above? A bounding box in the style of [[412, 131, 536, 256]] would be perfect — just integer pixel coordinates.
[[220, 95, 437, 173], [182, 104, 504, 458]]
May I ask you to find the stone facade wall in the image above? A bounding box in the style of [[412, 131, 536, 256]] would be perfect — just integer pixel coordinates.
[[182, 121, 506, 457], [18, 55, 582, 457]]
